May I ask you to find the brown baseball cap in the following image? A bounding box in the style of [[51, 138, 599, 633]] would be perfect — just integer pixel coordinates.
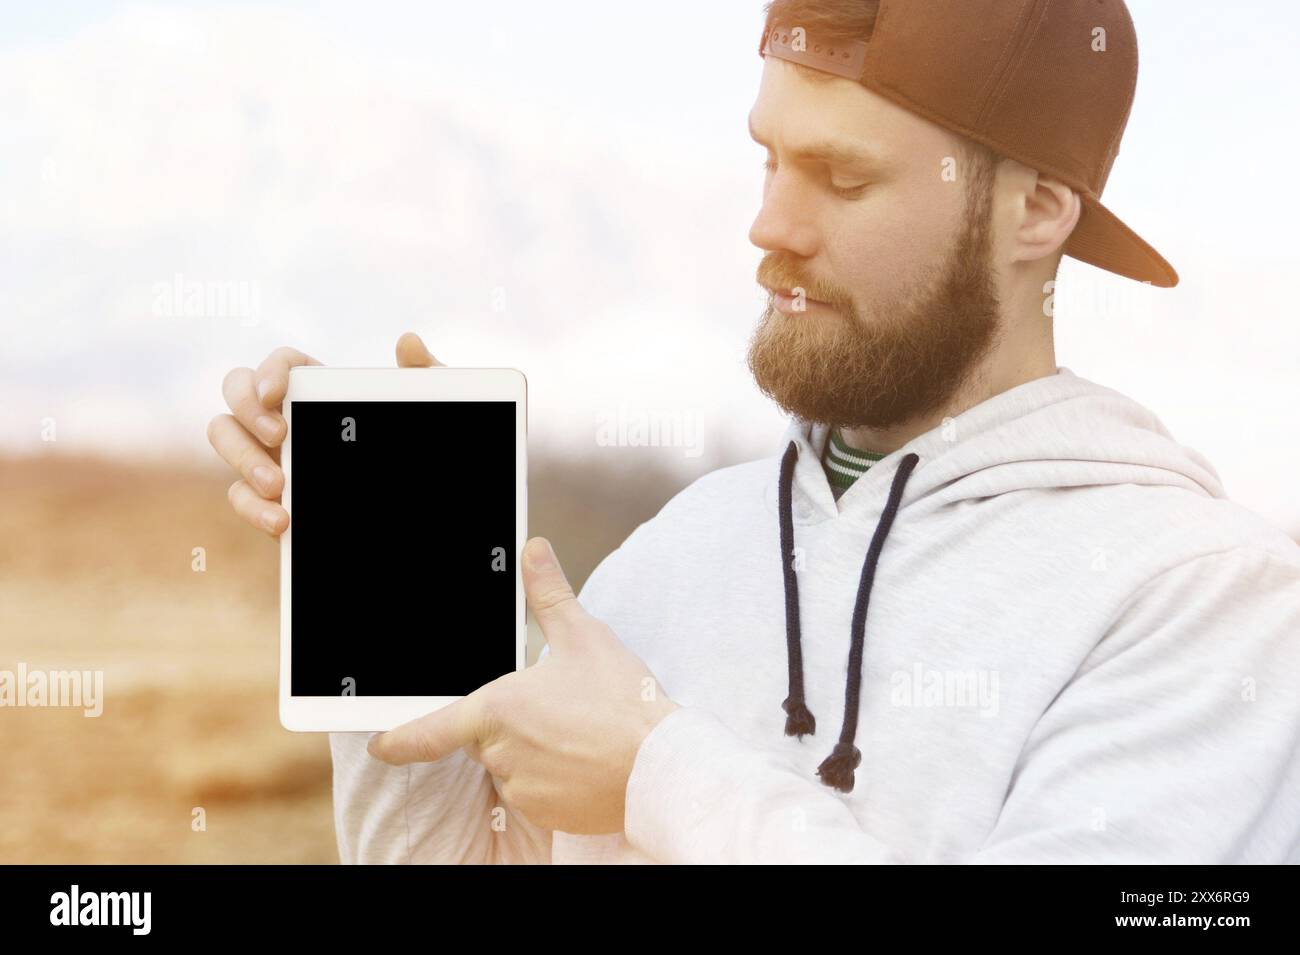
[[760, 0, 1178, 287]]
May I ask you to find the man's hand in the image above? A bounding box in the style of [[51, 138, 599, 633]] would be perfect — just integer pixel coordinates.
[[207, 332, 442, 535], [367, 537, 682, 836]]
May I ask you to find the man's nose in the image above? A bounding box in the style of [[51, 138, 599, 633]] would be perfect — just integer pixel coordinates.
[[749, 176, 818, 259]]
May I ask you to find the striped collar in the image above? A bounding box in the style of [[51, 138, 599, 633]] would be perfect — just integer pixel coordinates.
[[821, 426, 886, 497]]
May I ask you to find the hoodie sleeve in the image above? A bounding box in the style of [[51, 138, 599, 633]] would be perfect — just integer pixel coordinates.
[[622, 546, 1300, 864], [326, 539, 640, 864], [328, 733, 553, 864]]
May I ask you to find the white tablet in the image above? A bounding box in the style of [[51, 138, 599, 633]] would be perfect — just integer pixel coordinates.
[[278, 366, 527, 732]]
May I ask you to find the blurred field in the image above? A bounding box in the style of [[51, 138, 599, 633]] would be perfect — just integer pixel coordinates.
[[0, 449, 686, 863]]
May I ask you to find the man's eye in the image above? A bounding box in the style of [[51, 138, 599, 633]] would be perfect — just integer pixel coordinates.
[[830, 180, 870, 199]]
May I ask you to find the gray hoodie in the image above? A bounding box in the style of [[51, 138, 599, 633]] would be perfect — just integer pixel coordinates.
[[329, 366, 1300, 863]]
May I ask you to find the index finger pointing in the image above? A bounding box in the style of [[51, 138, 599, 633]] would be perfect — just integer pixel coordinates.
[[367, 695, 483, 766]]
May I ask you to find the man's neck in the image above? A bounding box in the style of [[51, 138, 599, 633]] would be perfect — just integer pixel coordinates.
[[837, 339, 1058, 457]]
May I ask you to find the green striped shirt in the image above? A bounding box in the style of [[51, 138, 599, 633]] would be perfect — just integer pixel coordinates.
[[822, 426, 886, 500]]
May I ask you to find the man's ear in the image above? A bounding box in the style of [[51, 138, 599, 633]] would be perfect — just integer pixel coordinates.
[[1010, 165, 1082, 266]]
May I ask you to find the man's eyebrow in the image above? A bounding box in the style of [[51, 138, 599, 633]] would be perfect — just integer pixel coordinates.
[[748, 116, 883, 170]]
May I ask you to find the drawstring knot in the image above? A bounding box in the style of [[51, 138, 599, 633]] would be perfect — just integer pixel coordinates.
[[781, 697, 816, 738], [816, 741, 862, 793], [778, 437, 919, 794]]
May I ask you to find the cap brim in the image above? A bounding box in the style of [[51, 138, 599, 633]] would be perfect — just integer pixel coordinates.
[[1064, 193, 1179, 288]]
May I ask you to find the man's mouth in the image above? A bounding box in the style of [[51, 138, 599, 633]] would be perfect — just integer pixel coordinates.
[[766, 285, 835, 317]]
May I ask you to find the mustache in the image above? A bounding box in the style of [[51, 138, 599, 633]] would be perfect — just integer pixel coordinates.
[[755, 253, 854, 311]]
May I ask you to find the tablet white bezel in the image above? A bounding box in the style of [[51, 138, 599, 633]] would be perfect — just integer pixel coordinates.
[[279, 366, 527, 733]]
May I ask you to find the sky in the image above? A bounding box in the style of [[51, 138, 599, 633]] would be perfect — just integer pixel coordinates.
[[1, 0, 1298, 533]]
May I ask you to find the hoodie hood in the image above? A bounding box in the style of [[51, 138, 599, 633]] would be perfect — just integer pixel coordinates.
[[772, 365, 1228, 794], [773, 366, 1226, 526]]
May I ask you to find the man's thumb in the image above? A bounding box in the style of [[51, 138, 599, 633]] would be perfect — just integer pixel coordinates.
[[395, 331, 444, 368], [523, 537, 584, 640]]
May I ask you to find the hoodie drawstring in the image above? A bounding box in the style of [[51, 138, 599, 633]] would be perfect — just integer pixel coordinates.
[[778, 439, 919, 794]]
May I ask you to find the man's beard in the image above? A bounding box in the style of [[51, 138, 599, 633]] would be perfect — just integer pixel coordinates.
[[746, 170, 1003, 431]]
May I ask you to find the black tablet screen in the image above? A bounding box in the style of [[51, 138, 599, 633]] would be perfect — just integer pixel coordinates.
[[289, 400, 518, 696]]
